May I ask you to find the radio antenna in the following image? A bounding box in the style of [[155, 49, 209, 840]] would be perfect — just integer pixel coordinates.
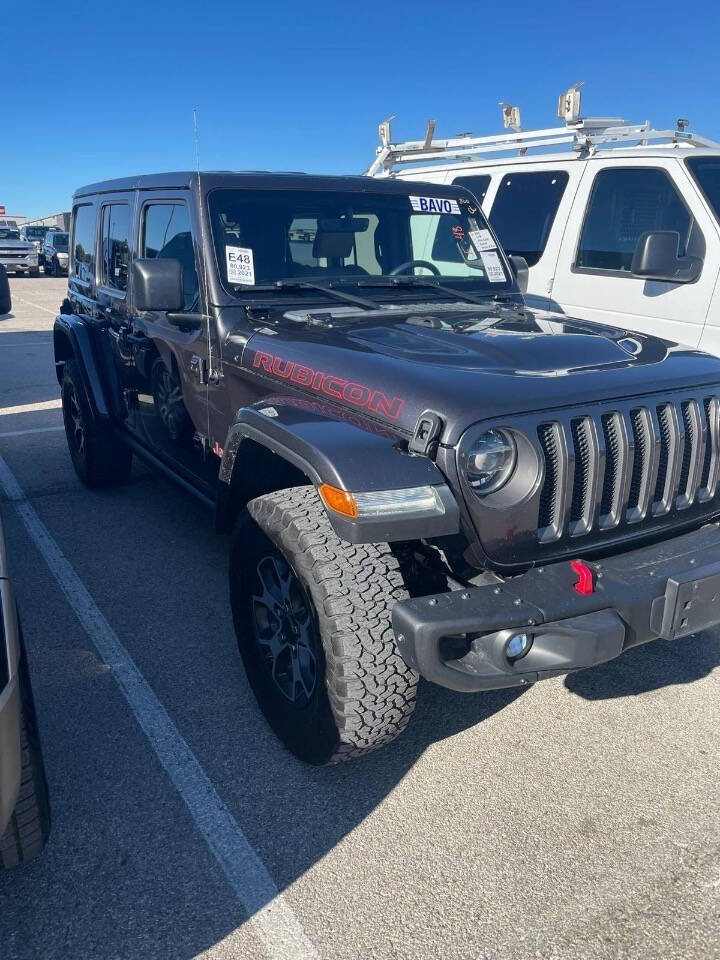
[[192, 107, 217, 437]]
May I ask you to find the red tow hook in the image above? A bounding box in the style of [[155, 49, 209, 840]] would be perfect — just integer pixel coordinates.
[[570, 559, 594, 595]]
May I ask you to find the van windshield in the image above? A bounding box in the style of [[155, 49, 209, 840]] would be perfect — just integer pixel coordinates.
[[686, 157, 720, 222], [208, 188, 513, 296]]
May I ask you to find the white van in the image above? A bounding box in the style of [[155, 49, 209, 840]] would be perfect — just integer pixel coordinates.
[[366, 88, 720, 354]]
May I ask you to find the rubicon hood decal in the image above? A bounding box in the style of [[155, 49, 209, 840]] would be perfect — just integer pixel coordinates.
[[252, 349, 405, 420]]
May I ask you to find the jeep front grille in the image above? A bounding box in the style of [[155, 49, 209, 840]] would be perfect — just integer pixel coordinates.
[[536, 394, 720, 543]]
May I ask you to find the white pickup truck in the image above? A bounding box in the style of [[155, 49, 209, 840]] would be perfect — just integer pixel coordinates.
[[367, 86, 720, 355]]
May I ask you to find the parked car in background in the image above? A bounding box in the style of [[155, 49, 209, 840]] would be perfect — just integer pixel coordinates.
[[42, 231, 69, 276], [367, 85, 720, 355], [20, 225, 57, 268], [0, 227, 39, 276]]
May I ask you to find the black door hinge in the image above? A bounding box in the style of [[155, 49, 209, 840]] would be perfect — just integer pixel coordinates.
[[409, 410, 444, 458]]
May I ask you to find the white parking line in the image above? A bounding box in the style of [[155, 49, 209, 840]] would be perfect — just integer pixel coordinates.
[[0, 426, 65, 438], [0, 399, 62, 416], [0, 454, 319, 960], [12, 296, 57, 316]]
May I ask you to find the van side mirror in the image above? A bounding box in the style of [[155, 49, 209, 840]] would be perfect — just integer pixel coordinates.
[[509, 255, 529, 294], [631, 231, 701, 284], [132, 258, 184, 311]]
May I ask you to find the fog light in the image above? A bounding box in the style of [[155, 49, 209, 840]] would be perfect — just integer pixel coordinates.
[[506, 632, 533, 661]]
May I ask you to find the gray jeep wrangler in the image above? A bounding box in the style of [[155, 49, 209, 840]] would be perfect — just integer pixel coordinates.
[[53, 171, 720, 763]]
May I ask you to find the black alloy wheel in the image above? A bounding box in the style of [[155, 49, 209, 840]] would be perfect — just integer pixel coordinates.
[[250, 554, 318, 706]]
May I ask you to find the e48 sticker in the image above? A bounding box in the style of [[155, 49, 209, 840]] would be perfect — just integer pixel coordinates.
[[226, 246, 255, 285], [410, 196, 461, 215]]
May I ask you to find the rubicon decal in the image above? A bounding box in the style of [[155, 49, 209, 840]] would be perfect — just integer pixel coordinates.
[[251, 351, 405, 420]]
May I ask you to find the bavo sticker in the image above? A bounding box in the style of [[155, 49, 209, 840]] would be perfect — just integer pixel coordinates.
[[226, 246, 255, 285], [479, 250, 506, 283], [410, 196, 461, 215], [469, 228, 496, 253]]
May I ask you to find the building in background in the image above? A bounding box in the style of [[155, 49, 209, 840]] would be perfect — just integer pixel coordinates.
[[22, 211, 70, 231]]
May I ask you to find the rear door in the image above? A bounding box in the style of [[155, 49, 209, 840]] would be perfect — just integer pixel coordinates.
[[551, 158, 720, 346], [450, 163, 580, 308]]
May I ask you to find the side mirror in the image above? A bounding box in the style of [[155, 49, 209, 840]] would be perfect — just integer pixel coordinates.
[[132, 258, 184, 311], [631, 231, 701, 284], [509, 255, 529, 294]]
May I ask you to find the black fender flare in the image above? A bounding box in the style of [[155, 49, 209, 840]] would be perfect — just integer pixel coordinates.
[[216, 398, 460, 544], [53, 313, 120, 422]]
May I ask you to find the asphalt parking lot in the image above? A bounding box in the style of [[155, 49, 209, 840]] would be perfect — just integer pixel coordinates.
[[0, 275, 719, 960]]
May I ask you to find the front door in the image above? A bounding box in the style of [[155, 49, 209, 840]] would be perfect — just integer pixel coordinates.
[[551, 158, 720, 347], [128, 196, 217, 491]]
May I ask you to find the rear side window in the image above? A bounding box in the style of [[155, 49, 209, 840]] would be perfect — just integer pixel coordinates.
[[141, 203, 198, 308], [100, 204, 130, 292], [432, 176, 491, 262], [576, 168, 696, 273], [72, 204, 96, 285], [488, 171, 569, 266], [451, 175, 491, 205]]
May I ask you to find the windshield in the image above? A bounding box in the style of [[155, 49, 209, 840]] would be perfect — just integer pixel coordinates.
[[24, 227, 48, 239], [52, 233, 69, 251], [0, 229, 20, 241], [209, 188, 513, 296], [686, 157, 720, 222]]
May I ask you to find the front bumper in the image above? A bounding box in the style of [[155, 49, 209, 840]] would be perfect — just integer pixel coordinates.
[[392, 522, 720, 692], [0, 256, 37, 272]]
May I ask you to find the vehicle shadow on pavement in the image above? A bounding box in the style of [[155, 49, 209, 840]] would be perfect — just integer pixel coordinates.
[[564, 630, 720, 700]]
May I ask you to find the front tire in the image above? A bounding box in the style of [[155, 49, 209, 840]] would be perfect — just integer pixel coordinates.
[[61, 359, 132, 487], [230, 486, 419, 764]]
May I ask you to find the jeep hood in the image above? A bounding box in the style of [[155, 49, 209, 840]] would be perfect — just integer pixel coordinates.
[[237, 301, 720, 444]]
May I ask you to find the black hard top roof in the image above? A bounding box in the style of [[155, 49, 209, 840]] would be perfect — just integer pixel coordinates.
[[73, 171, 469, 199]]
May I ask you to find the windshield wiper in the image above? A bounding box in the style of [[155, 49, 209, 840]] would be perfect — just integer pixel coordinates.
[[245, 279, 377, 310], [356, 276, 496, 307]]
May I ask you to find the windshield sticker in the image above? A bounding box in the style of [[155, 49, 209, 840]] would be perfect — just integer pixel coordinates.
[[226, 245, 255, 285], [479, 251, 506, 283], [410, 196, 461, 215], [469, 228, 496, 253]]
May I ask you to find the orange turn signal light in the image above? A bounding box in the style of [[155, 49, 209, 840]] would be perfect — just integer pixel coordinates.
[[319, 483, 358, 518]]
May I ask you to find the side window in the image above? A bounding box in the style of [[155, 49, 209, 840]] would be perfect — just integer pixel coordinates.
[[432, 176, 491, 264], [487, 171, 569, 267], [72, 204, 96, 286], [141, 203, 198, 308], [452, 175, 491, 205], [576, 168, 697, 273], [100, 204, 130, 292]]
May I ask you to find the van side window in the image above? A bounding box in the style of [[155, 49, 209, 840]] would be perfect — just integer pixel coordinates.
[[576, 168, 696, 273], [141, 203, 198, 308], [72, 204, 96, 286], [432, 176, 491, 262], [452, 175, 491, 205], [100, 204, 130, 292], [488, 171, 569, 267]]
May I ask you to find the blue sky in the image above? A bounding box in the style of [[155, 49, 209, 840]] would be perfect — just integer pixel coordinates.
[[2, 0, 720, 218]]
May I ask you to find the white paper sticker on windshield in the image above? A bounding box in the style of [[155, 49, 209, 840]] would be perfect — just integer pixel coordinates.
[[480, 250, 506, 283], [469, 228, 496, 252], [410, 196, 461, 215], [226, 246, 255, 285]]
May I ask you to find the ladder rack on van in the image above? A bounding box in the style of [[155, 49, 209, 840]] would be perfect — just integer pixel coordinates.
[[366, 85, 720, 176]]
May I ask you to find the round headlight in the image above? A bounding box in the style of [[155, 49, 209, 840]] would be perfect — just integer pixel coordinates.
[[464, 429, 517, 495]]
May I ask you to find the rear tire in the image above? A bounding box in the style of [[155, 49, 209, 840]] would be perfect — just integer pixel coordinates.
[[0, 629, 51, 869], [61, 359, 132, 487], [230, 486, 419, 764]]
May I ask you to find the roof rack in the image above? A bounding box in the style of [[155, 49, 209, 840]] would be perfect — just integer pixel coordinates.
[[366, 84, 720, 176]]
